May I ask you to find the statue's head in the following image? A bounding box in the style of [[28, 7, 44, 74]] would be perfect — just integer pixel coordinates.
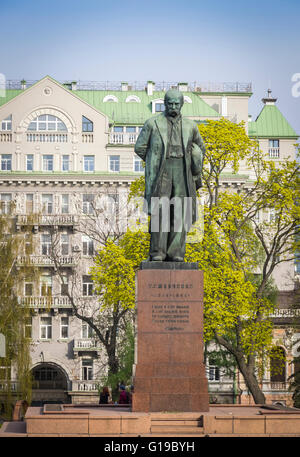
[[164, 89, 184, 117]]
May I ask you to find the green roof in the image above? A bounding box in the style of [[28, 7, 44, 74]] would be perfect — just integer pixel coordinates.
[[0, 78, 220, 124], [74, 90, 220, 124], [248, 104, 298, 138]]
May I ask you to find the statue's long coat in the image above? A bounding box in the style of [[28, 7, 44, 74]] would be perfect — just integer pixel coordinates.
[[134, 112, 206, 224]]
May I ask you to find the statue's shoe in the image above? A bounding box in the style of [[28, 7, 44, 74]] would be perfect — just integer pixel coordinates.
[[151, 256, 165, 261], [172, 256, 184, 262]]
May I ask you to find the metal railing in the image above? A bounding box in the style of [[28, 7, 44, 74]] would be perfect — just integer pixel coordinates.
[[5, 79, 252, 93], [16, 214, 78, 227]]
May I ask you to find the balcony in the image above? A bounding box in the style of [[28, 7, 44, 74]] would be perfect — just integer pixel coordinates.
[[72, 381, 98, 392], [82, 133, 93, 143], [18, 296, 72, 309], [269, 148, 280, 158], [73, 339, 101, 355], [26, 133, 68, 143], [16, 214, 79, 229], [109, 132, 139, 145], [0, 132, 12, 142], [17, 255, 76, 267]]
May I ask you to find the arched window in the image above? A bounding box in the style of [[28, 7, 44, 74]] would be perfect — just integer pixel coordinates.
[[270, 346, 286, 384], [125, 95, 141, 103], [27, 114, 67, 132], [103, 95, 118, 103]]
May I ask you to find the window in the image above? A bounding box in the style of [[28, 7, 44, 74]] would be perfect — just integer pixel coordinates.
[[61, 275, 69, 295], [42, 194, 53, 214], [103, 95, 118, 103], [83, 275, 93, 296], [126, 126, 136, 133], [83, 155, 95, 172], [28, 114, 67, 132], [270, 347, 286, 384], [269, 139, 280, 158], [82, 116, 93, 132], [1, 154, 12, 171], [40, 317, 52, 339], [1, 115, 12, 131], [82, 194, 94, 214], [81, 359, 93, 380], [24, 233, 33, 255], [208, 358, 220, 381], [134, 156, 144, 172], [24, 317, 32, 339], [26, 154, 34, 172], [113, 126, 123, 133], [26, 194, 34, 214], [41, 233, 52, 255], [40, 274, 52, 296], [82, 322, 94, 339], [82, 235, 94, 256], [24, 281, 33, 296], [61, 233, 69, 255], [61, 194, 69, 214], [155, 103, 165, 112], [60, 317, 69, 339], [0, 194, 12, 214], [109, 155, 120, 172], [43, 155, 53, 172], [62, 155, 69, 172]]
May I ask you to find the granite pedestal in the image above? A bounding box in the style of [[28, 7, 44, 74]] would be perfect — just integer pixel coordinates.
[[132, 262, 209, 412]]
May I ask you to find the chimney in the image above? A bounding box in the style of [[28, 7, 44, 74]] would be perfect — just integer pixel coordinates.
[[178, 82, 188, 92], [121, 82, 128, 91], [21, 79, 26, 90], [71, 81, 77, 91], [147, 81, 155, 96]]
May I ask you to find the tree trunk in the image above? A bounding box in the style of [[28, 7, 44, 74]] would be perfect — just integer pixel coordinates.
[[236, 354, 266, 404]]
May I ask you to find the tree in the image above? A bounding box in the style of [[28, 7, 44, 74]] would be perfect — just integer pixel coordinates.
[[186, 118, 299, 403], [128, 118, 299, 404], [0, 211, 34, 419]]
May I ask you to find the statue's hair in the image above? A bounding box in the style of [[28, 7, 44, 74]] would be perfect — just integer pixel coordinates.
[[164, 89, 184, 105]]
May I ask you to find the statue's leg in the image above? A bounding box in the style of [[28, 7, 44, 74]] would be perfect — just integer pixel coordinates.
[[166, 158, 189, 261]]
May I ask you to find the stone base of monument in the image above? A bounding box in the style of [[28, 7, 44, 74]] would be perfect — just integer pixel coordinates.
[[132, 262, 209, 413]]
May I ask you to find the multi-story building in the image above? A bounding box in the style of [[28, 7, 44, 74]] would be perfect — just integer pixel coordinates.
[[0, 76, 298, 406]]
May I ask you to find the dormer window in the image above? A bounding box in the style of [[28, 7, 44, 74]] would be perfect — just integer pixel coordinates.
[[103, 95, 118, 103], [1, 115, 12, 131], [82, 116, 93, 132], [155, 103, 165, 113], [125, 95, 141, 103]]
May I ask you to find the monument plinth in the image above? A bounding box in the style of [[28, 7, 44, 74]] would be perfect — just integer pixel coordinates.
[[132, 262, 209, 412]]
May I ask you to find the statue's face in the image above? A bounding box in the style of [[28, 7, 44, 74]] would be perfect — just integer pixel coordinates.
[[165, 94, 183, 117]]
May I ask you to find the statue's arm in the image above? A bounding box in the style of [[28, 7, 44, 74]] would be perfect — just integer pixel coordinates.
[[193, 125, 206, 157], [134, 121, 152, 161]]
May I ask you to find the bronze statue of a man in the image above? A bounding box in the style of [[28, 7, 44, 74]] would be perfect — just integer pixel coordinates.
[[134, 89, 205, 261]]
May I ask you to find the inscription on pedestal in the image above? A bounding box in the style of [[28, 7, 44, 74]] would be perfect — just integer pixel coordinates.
[[152, 304, 190, 331]]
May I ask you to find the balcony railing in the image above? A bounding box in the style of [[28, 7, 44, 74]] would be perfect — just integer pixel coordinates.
[[73, 339, 101, 351], [269, 148, 280, 158], [0, 132, 12, 142], [17, 255, 76, 267], [26, 133, 68, 143], [268, 308, 300, 318], [73, 381, 98, 392], [109, 132, 139, 145], [19, 296, 72, 308], [82, 133, 94, 143], [16, 214, 78, 227], [0, 381, 19, 392]]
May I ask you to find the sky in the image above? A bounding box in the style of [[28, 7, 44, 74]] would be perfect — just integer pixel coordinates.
[[1, 0, 300, 134]]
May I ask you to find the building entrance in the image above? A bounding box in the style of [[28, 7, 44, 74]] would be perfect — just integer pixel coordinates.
[[31, 363, 70, 405]]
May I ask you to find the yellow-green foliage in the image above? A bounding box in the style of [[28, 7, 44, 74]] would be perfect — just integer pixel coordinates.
[[90, 231, 149, 311], [0, 215, 34, 418]]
